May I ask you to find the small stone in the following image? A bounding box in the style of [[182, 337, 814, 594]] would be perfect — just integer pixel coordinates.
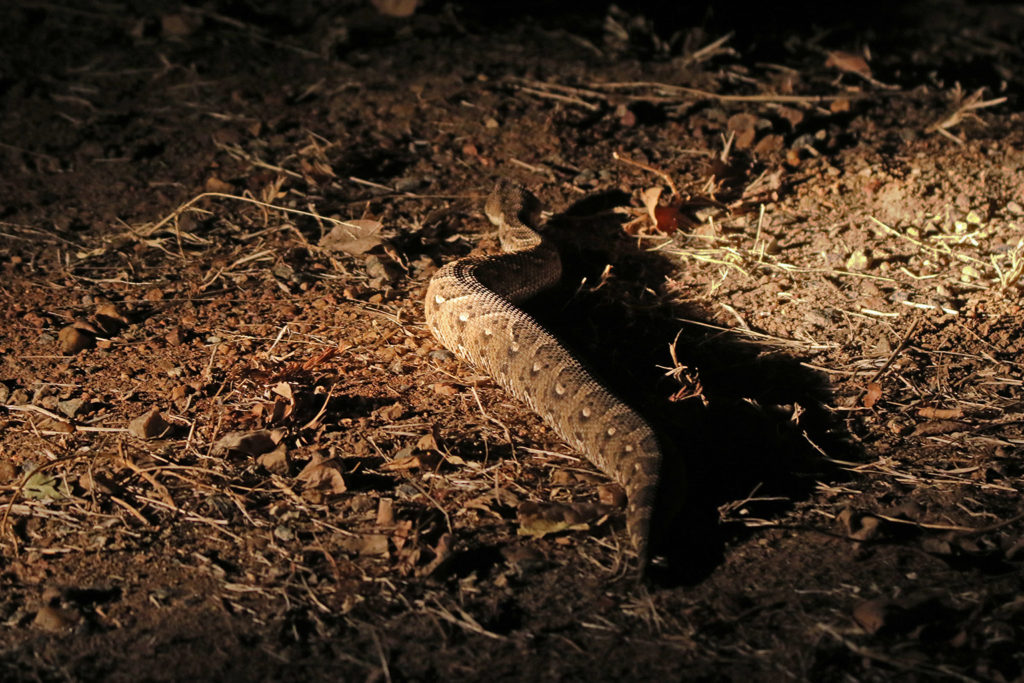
[[33, 605, 78, 633], [58, 325, 94, 354], [852, 598, 893, 634], [127, 407, 170, 439], [845, 249, 872, 271], [165, 327, 185, 346], [597, 484, 626, 507], [57, 398, 87, 418]]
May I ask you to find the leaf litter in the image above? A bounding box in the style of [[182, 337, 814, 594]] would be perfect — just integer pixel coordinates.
[[0, 2, 1023, 681]]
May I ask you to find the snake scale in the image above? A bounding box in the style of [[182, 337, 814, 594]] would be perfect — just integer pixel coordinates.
[[425, 180, 663, 563]]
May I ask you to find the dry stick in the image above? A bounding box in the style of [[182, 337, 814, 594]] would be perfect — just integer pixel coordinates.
[[612, 151, 679, 197], [816, 624, 977, 682], [869, 216, 990, 269], [590, 80, 892, 104], [513, 85, 602, 111], [854, 314, 923, 406], [0, 455, 91, 553], [141, 192, 348, 238], [469, 386, 517, 460]]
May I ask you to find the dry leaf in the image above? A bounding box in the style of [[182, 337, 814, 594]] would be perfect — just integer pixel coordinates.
[[204, 176, 234, 193], [296, 456, 347, 498], [852, 598, 893, 634], [256, 443, 288, 474], [320, 219, 384, 256], [825, 51, 872, 78], [381, 452, 440, 471], [271, 382, 294, 402], [337, 534, 388, 556], [372, 0, 419, 17], [24, 471, 68, 500], [862, 382, 882, 408], [640, 186, 662, 225], [916, 406, 964, 420], [214, 429, 284, 456], [376, 498, 395, 526], [517, 501, 613, 539], [911, 420, 970, 437]]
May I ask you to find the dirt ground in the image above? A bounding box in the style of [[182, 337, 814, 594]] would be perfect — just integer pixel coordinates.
[[1, 1, 1023, 680]]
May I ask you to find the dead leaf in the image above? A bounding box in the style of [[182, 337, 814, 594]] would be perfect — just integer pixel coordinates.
[[391, 519, 413, 552], [640, 186, 662, 225], [256, 443, 288, 474], [213, 429, 284, 456], [862, 382, 882, 408], [204, 176, 234, 193], [296, 456, 347, 499], [830, 97, 851, 114], [376, 497, 394, 526], [271, 382, 294, 402], [32, 605, 79, 633], [372, 0, 419, 17], [825, 51, 872, 78], [432, 382, 459, 396], [337, 533, 388, 556], [517, 501, 613, 539], [853, 598, 895, 634], [652, 204, 682, 234], [911, 420, 970, 437], [319, 219, 384, 256], [24, 471, 67, 501], [381, 451, 440, 472], [916, 406, 964, 420]]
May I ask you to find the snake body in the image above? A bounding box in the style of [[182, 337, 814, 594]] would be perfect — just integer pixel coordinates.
[[425, 181, 663, 562]]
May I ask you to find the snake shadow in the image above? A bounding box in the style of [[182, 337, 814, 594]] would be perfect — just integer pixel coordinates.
[[524, 188, 857, 585]]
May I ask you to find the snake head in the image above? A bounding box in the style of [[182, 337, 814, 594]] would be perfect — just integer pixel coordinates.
[[485, 179, 543, 230]]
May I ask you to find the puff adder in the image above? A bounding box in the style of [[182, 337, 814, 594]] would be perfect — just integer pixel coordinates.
[[425, 180, 663, 564]]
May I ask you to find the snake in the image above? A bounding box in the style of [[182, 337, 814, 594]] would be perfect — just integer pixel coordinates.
[[424, 180, 663, 564]]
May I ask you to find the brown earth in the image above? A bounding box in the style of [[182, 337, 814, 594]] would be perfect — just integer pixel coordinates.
[[1, 1, 1023, 680]]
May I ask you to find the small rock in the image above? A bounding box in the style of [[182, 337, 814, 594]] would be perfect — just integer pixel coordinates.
[[127, 408, 170, 439], [57, 398, 87, 418], [853, 598, 894, 634], [58, 325, 94, 354], [33, 605, 78, 633], [597, 483, 627, 507], [364, 254, 402, 283], [95, 303, 129, 334]]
